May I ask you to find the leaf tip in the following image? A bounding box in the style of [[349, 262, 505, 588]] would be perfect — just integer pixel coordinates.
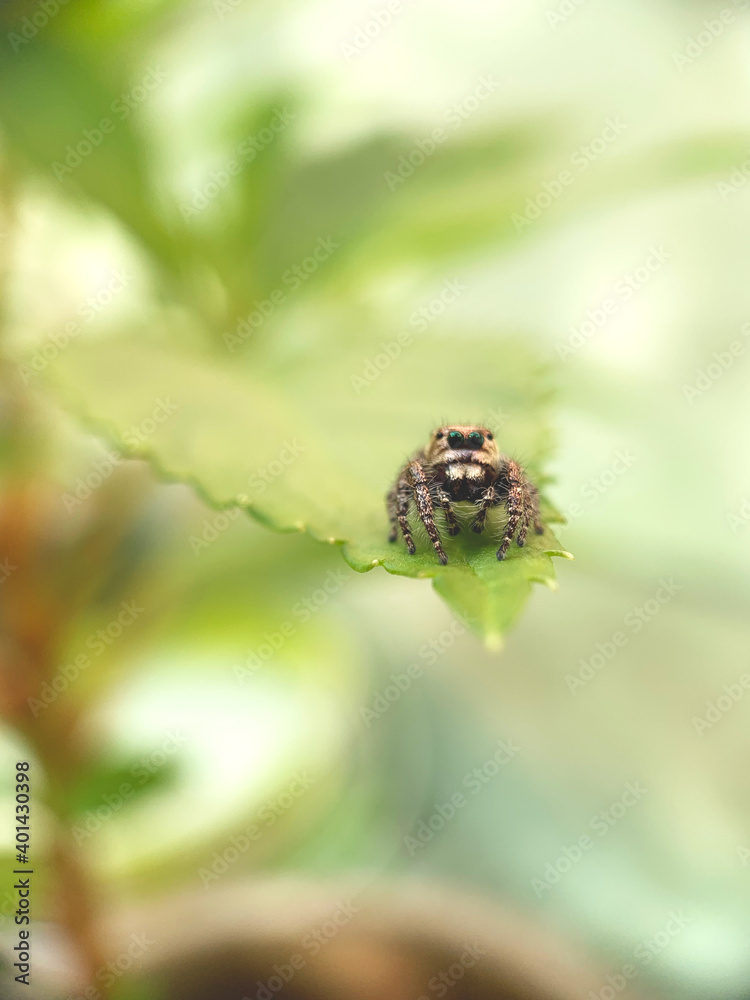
[[484, 631, 505, 652]]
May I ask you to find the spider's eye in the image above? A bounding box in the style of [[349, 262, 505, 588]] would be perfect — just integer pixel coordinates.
[[435, 432, 444, 439], [447, 431, 464, 447], [486, 433, 493, 440], [467, 431, 484, 447]]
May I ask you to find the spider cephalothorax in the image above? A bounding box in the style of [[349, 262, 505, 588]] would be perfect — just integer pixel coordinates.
[[387, 425, 543, 565]]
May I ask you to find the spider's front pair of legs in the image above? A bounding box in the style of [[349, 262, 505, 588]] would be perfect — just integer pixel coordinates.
[[387, 461, 454, 566]]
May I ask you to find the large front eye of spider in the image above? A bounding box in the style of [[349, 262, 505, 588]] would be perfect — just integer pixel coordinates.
[[467, 431, 484, 448], [447, 431, 465, 448]]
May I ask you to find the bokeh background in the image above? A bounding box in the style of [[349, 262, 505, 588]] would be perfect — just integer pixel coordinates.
[[0, 0, 749, 997]]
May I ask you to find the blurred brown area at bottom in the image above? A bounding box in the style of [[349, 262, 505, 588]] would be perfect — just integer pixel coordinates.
[[105, 879, 656, 1000], [155, 937, 566, 1000]]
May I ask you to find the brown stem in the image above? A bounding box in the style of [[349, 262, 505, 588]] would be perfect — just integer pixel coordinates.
[[0, 428, 109, 993]]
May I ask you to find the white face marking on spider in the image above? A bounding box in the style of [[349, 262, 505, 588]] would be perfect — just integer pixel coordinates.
[[446, 463, 485, 482], [386, 425, 544, 565]]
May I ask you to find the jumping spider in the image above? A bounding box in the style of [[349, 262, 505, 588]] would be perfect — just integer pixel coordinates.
[[387, 425, 543, 565]]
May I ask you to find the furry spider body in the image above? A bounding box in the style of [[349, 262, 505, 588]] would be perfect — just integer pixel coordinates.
[[387, 425, 543, 565]]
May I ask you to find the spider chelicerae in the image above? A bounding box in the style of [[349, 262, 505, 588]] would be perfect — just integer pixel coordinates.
[[387, 425, 544, 565]]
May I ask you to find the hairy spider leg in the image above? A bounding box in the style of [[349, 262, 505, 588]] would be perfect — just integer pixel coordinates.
[[471, 484, 498, 534], [386, 485, 399, 543], [393, 478, 417, 555], [435, 486, 461, 536], [408, 461, 448, 565], [497, 460, 539, 559]]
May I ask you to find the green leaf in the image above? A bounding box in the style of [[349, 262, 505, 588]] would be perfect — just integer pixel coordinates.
[[350, 512, 570, 650], [66, 753, 180, 819], [0, 29, 181, 273], [35, 325, 570, 645]]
